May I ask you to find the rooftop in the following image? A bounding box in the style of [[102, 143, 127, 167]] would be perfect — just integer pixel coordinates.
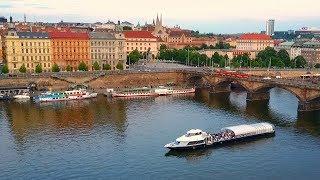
[[90, 32, 116, 40], [169, 30, 191, 37], [123, 30, 156, 39], [17, 32, 49, 39], [48, 30, 89, 39], [239, 33, 272, 40]]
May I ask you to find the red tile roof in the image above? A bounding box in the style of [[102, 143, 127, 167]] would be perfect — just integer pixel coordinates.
[[48, 30, 89, 39], [239, 33, 272, 40], [123, 31, 156, 39], [169, 30, 191, 37]]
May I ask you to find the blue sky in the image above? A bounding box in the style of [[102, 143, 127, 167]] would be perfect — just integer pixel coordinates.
[[1, 0, 320, 34]]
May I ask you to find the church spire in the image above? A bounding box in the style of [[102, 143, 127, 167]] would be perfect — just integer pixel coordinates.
[[156, 14, 160, 26]]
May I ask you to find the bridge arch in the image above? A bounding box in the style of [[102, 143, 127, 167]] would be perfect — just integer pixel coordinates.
[[252, 84, 304, 101], [213, 78, 252, 92]]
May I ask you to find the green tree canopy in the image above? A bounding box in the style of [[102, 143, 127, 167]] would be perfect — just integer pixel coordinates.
[[219, 57, 226, 68], [211, 52, 221, 64], [92, 61, 100, 71], [19, 63, 27, 73], [35, 64, 42, 73], [103, 64, 111, 71], [159, 44, 167, 51], [78, 62, 88, 71], [127, 49, 142, 64], [51, 63, 60, 72], [314, 63, 320, 68], [1, 64, 9, 74], [232, 54, 251, 67], [116, 62, 124, 70], [66, 65, 72, 72], [277, 49, 291, 67], [294, 56, 307, 68]]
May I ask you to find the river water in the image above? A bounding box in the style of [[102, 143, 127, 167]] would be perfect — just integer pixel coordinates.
[[0, 88, 320, 180]]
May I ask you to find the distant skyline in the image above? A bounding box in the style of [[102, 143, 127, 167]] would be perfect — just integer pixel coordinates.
[[1, 0, 320, 34]]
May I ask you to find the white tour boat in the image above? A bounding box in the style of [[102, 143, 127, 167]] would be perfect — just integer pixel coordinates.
[[164, 123, 275, 150]]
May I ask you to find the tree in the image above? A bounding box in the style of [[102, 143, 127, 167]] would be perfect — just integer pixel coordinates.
[[257, 47, 279, 67], [1, 64, 9, 74], [159, 44, 167, 51], [66, 65, 72, 72], [277, 49, 291, 67], [315, 63, 320, 68], [219, 57, 226, 68], [200, 43, 208, 49], [92, 61, 100, 71], [103, 64, 111, 70], [123, 26, 132, 30], [35, 64, 42, 73], [78, 61, 88, 71], [211, 52, 221, 64], [294, 56, 307, 68], [116, 62, 124, 70], [19, 64, 27, 73], [127, 49, 142, 64], [51, 63, 60, 72]]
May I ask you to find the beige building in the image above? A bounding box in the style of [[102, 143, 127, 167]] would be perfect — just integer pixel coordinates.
[[236, 33, 274, 51], [5, 31, 52, 73], [90, 32, 126, 70], [199, 49, 235, 59], [124, 31, 159, 57]]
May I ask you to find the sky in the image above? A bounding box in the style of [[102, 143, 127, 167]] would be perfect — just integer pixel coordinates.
[[1, 0, 320, 34]]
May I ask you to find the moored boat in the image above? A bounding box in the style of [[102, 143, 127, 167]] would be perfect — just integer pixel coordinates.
[[164, 122, 275, 150], [112, 86, 195, 98], [154, 86, 173, 96], [112, 87, 157, 98], [171, 88, 195, 95], [35, 89, 97, 102], [14, 93, 31, 100]]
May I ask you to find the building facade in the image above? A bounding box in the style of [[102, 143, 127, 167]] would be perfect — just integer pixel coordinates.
[[236, 33, 274, 51], [5, 31, 52, 73], [49, 30, 90, 71], [0, 36, 3, 63], [166, 30, 193, 49], [124, 31, 159, 57], [300, 41, 320, 66], [90, 32, 126, 70]]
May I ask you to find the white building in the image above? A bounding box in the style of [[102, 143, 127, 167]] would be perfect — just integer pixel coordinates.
[[266, 19, 275, 36]]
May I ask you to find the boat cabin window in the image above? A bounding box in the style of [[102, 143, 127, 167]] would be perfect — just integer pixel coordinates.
[[187, 140, 204, 145], [186, 132, 202, 137]]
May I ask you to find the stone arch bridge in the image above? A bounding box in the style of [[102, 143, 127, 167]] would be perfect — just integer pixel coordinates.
[[185, 71, 320, 112]]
